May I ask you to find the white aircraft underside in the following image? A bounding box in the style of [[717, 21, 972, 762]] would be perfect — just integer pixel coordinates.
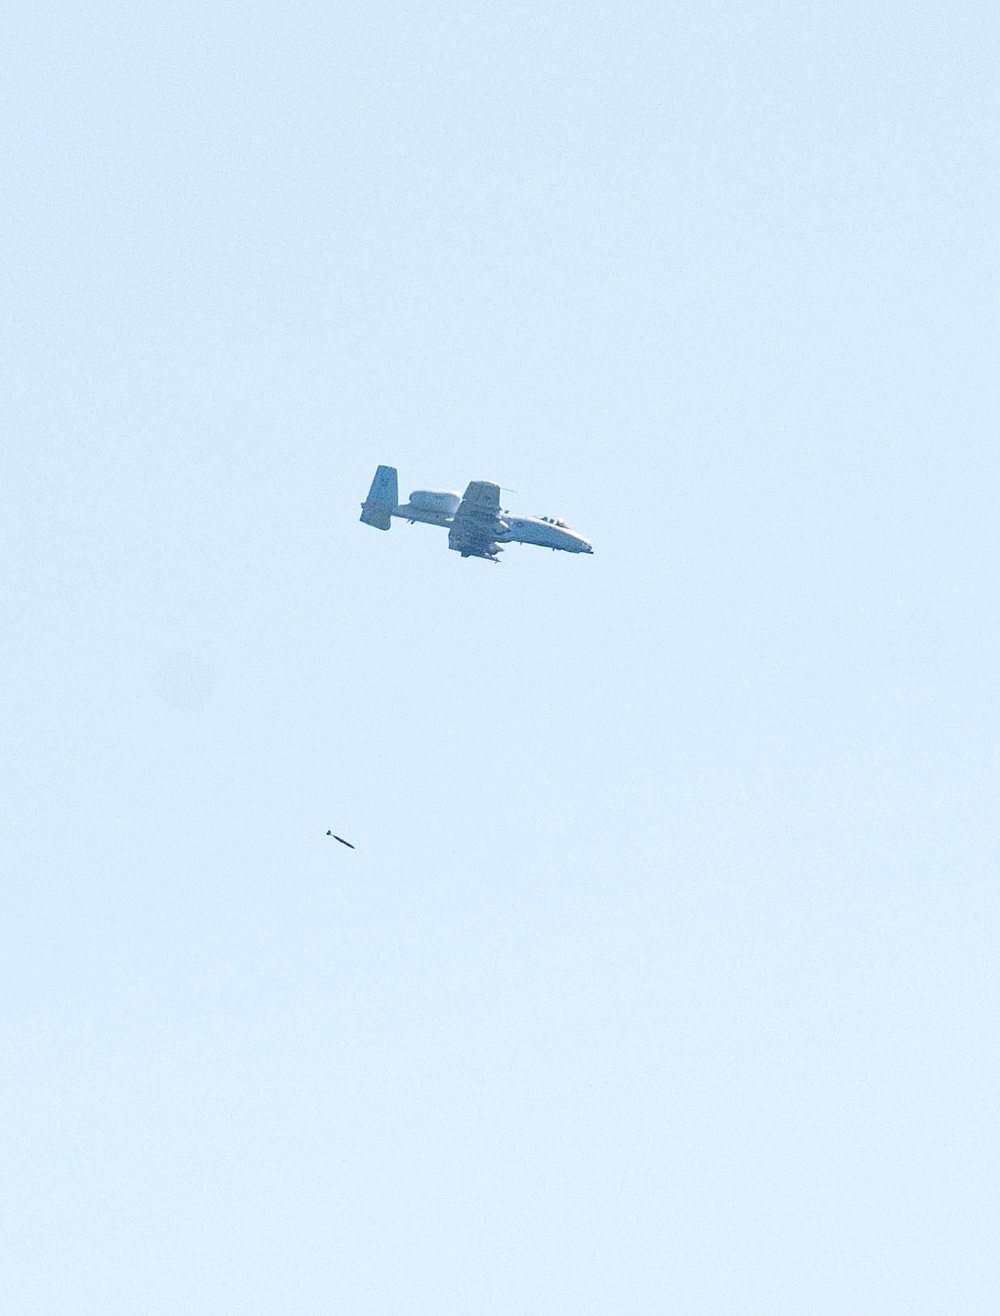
[[360, 465, 593, 562]]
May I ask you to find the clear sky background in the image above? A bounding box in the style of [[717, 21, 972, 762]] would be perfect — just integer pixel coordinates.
[[4, 2, 1000, 1312]]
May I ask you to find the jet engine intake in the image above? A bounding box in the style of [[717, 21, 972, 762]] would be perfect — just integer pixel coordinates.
[[408, 489, 462, 516]]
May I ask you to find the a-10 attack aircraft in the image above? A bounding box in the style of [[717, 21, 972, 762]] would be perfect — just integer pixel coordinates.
[[360, 465, 593, 563]]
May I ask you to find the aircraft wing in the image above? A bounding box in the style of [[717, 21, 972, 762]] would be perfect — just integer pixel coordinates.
[[448, 481, 505, 557]]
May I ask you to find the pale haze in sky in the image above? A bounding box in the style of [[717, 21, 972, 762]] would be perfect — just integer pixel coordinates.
[[4, 2, 1000, 1312]]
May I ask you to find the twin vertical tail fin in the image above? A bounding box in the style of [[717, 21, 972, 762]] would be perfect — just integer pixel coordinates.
[[360, 465, 399, 530]]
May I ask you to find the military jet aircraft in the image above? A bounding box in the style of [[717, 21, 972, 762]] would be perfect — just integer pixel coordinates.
[[359, 465, 593, 562]]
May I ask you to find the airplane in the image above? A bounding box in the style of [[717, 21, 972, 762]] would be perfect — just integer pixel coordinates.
[[359, 465, 593, 563], [326, 830, 355, 849]]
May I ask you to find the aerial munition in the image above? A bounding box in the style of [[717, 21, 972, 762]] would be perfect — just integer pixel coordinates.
[[360, 464, 593, 562]]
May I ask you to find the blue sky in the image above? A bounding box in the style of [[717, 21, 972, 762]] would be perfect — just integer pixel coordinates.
[[4, 2, 1000, 1311]]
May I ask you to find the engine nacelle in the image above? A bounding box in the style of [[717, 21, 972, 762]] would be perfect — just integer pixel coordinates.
[[408, 489, 462, 515]]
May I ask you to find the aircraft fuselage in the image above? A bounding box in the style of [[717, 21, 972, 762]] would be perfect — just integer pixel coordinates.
[[360, 466, 593, 560], [497, 516, 593, 553]]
